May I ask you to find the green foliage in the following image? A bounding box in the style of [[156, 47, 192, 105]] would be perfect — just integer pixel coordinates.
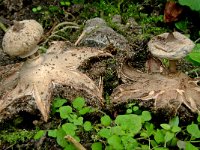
[[0, 130, 35, 144], [95, 106, 200, 149], [92, 142, 103, 150], [32, 6, 42, 13], [98, 114, 142, 149], [0, 97, 195, 149], [175, 20, 189, 33], [141, 110, 152, 122], [52, 98, 67, 108], [34, 130, 46, 140], [60, 0, 71, 6], [83, 121, 93, 131], [187, 123, 200, 138], [101, 115, 112, 126], [115, 114, 142, 134], [35, 97, 94, 149], [186, 43, 200, 66], [176, 0, 200, 63], [185, 142, 199, 150], [30, 0, 166, 38], [72, 97, 85, 110], [138, 14, 166, 39], [178, 0, 200, 11]]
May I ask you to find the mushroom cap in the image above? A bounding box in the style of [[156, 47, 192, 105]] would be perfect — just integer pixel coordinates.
[[2, 20, 43, 58], [148, 32, 195, 60]]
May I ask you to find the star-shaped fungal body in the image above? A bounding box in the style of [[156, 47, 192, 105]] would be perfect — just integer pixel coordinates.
[[0, 44, 112, 121]]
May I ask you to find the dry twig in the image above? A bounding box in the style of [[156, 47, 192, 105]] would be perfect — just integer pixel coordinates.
[[65, 135, 86, 150]]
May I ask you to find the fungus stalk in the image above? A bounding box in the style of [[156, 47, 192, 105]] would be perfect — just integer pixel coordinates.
[[166, 32, 176, 42], [26, 48, 44, 68], [166, 32, 178, 73], [27, 48, 40, 60], [169, 60, 177, 73]]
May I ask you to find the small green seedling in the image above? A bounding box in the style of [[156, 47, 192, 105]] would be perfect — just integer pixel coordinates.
[[60, 0, 71, 6], [32, 6, 42, 13]]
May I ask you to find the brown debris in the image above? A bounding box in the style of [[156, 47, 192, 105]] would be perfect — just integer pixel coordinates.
[[164, 1, 183, 23]]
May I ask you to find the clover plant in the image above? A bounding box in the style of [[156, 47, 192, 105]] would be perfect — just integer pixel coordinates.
[[34, 97, 94, 149], [34, 97, 200, 150]]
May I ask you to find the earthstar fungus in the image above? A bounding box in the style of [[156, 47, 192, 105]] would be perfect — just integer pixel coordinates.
[[111, 32, 200, 117], [148, 31, 195, 73], [0, 20, 112, 122]]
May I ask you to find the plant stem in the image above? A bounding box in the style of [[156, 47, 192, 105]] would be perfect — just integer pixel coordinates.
[[169, 60, 177, 73], [0, 21, 7, 32], [28, 51, 40, 59]]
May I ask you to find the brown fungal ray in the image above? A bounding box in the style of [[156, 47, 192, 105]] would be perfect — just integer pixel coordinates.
[[111, 63, 200, 114], [0, 63, 22, 95], [0, 44, 112, 122]]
